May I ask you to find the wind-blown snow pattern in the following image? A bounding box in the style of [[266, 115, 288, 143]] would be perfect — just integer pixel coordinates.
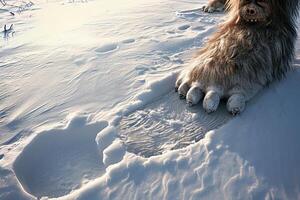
[[0, 0, 300, 199]]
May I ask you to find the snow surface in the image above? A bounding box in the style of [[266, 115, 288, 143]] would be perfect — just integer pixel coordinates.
[[0, 0, 300, 199]]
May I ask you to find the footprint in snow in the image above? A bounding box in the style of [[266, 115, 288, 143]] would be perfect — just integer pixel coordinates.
[[178, 24, 191, 31], [119, 91, 232, 158], [13, 117, 108, 199], [176, 8, 203, 20], [95, 39, 135, 55], [191, 25, 205, 31], [95, 43, 119, 54], [122, 38, 135, 44]]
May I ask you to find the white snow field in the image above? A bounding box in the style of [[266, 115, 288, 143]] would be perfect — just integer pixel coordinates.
[[1, 0, 300, 199]]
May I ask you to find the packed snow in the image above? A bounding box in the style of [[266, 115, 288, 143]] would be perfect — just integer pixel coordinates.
[[0, 0, 300, 199]]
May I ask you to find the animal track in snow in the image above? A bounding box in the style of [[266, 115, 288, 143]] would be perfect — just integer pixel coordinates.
[[95, 43, 119, 54], [122, 38, 135, 44], [166, 30, 176, 34], [178, 24, 190, 30], [191, 25, 205, 31], [13, 117, 108, 198], [119, 91, 232, 157], [95, 39, 136, 55], [176, 8, 203, 20]]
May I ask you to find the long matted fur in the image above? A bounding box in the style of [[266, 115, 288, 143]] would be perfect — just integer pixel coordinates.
[[176, 0, 300, 115]]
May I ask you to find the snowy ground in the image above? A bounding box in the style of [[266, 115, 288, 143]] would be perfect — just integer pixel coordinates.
[[1, 0, 300, 199]]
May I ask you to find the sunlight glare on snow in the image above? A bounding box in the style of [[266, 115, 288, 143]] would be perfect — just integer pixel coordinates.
[[24, 0, 139, 45]]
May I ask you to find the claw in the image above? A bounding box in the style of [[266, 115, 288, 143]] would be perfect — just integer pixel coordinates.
[[227, 94, 245, 115], [204, 109, 214, 114], [187, 100, 193, 107], [230, 108, 241, 116]]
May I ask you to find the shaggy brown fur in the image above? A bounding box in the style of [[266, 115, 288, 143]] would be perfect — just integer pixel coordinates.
[[176, 0, 300, 115]]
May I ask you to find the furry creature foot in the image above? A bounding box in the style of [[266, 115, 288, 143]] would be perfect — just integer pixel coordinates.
[[202, 0, 225, 13], [202, 5, 216, 13], [202, 4, 224, 13], [203, 90, 220, 113], [227, 94, 246, 115], [186, 84, 204, 106]]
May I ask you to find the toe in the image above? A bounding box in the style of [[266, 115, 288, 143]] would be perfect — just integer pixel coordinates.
[[227, 94, 246, 115], [178, 82, 189, 99], [203, 90, 220, 113], [186, 85, 203, 106], [175, 78, 182, 92], [202, 6, 207, 12]]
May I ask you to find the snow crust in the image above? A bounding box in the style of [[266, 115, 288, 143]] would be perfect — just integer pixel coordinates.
[[0, 0, 300, 199]]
